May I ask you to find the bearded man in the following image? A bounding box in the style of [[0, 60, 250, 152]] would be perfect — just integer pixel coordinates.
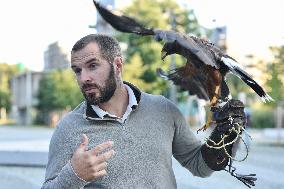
[[42, 34, 246, 189]]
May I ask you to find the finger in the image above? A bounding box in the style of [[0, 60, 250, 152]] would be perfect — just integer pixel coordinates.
[[90, 141, 114, 155], [79, 134, 89, 151], [93, 169, 107, 179], [96, 150, 115, 164], [95, 162, 107, 172]]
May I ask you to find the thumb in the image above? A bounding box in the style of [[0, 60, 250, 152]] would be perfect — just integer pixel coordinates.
[[79, 134, 89, 151]]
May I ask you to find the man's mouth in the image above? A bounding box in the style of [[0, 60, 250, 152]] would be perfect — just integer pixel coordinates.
[[83, 87, 97, 93]]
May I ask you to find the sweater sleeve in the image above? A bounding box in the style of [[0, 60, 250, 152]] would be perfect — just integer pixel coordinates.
[[167, 100, 214, 177], [41, 120, 89, 189]]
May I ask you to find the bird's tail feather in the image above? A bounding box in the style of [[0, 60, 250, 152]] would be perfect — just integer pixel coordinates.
[[93, 0, 155, 36], [221, 57, 274, 102]]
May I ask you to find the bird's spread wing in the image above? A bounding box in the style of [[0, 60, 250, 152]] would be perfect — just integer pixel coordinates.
[[158, 34, 219, 69], [157, 67, 209, 101], [93, 0, 154, 35], [93, 1, 219, 69]]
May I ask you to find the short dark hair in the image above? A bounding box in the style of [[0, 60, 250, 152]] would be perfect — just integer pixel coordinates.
[[71, 34, 122, 63]]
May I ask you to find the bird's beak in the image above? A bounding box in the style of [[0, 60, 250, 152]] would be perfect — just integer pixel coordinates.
[[161, 50, 167, 61]]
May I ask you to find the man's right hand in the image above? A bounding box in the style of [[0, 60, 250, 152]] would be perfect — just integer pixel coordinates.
[[70, 134, 115, 181]]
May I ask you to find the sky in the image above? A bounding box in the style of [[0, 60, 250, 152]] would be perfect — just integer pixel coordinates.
[[1, 0, 284, 71]]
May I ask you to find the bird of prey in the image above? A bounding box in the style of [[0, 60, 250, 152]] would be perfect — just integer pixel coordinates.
[[93, 0, 273, 130]]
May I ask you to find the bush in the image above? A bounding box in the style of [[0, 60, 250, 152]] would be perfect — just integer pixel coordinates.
[[251, 109, 275, 129]]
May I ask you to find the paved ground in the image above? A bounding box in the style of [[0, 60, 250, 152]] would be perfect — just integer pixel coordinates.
[[0, 125, 284, 189], [174, 145, 284, 189]]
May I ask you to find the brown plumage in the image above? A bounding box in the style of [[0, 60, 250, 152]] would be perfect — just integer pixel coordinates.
[[156, 34, 228, 106]]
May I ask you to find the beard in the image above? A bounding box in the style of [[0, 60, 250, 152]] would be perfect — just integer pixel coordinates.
[[81, 64, 117, 105]]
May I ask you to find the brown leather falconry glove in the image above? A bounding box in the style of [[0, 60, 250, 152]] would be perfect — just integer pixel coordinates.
[[201, 99, 257, 188], [201, 99, 246, 171]]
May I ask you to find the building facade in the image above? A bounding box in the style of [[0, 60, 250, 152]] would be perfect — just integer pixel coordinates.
[[210, 26, 227, 52], [44, 42, 70, 71], [10, 71, 43, 125]]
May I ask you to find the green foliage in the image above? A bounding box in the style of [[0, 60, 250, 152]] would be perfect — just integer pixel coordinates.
[[247, 45, 284, 128], [37, 69, 83, 113], [266, 46, 284, 106], [251, 106, 275, 128], [0, 63, 21, 112], [118, 0, 202, 95], [123, 53, 167, 94]]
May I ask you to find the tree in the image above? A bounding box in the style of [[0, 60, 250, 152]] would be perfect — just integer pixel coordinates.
[[0, 63, 21, 112], [247, 47, 284, 128], [37, 69, 83, 123], [117, 0, 204, 96], [266, 46, 284, 105]]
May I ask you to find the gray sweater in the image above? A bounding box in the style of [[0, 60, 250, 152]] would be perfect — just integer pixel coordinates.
[[42, 84, 213, 189]]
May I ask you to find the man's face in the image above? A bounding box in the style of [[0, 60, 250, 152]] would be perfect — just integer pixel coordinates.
[[71, 42, 117, 105]]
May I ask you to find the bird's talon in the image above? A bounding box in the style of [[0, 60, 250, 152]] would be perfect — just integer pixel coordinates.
[[197, 120, 216, 133]]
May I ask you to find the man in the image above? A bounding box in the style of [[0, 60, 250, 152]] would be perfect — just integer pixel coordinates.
[[42, 34, 245, 189]]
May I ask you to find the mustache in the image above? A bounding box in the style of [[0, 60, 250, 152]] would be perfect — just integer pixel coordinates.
[[81, 83, 99, 91]]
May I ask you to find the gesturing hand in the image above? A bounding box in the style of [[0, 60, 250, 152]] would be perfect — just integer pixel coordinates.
[[70, 134, 115, 181]]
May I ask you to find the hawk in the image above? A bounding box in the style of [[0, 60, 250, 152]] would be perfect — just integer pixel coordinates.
[[93, 0, 273, 130]]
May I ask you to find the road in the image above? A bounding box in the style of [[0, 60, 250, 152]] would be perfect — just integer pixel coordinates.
[[0, 126, 283, 189], [173, 144, 284, 189]]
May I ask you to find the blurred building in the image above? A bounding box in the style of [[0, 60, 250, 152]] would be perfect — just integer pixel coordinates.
[[210, 26, 227, 52], [10, 71, 43, 125], [44, 42, 70, 71]]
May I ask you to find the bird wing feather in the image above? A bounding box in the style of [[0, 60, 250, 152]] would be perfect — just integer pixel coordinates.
[[221, 57, 273, 102], [157, 68, 209, 101], [155, 30, 220, 69], [93, 0, 154, 35]]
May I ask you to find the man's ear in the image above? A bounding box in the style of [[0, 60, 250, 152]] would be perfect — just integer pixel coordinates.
[[113, 56, 123, 74]]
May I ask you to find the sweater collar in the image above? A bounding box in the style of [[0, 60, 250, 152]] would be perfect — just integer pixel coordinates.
[[84, 81, 141, 120]]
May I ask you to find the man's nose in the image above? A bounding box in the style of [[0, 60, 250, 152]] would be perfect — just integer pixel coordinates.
[[80, 69, 92, 83]]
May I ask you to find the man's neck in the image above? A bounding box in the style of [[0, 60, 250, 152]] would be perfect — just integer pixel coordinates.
[[98, 83, 128, 118]]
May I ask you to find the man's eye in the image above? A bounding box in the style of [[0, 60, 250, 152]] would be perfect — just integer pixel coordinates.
[[89, 63, 97, 69], [73, 68, 81, 75]]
